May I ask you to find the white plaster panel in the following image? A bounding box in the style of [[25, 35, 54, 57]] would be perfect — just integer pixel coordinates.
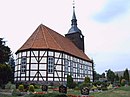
[[33, 51, 38, 56], [48, 78, 53, 81], [26, 64, 29, 70], [21, 74, 25, 77], [55, 52, 60, 57], [30, 71, 37, 76], [26, 71, 29, 76], [40, 51, 46, 56], [40, 71, 46, 76], [31, 64, 38, 69], [39, 64, 46, 69], [48, 51, 53, 56], [21, 78, 25, 81], [31, 57, 38, 63], [40, 57, 47, 63], [56, 65, 61, 70], [54, 78, 59, 81]]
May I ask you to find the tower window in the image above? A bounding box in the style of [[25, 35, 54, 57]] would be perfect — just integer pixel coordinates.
[[21, 57, 27, 74], [48, 57, 54, 73]]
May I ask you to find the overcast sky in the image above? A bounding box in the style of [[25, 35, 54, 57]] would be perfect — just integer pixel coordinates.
[[0, 0, 130, 74]]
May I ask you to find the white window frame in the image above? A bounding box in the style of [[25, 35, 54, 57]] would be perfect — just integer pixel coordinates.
[[48, 57, 54, 74], [21, 57, 27, 74]]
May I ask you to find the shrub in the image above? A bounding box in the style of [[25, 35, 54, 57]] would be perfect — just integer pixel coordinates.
[[84, 77, 90, 84], [91, 85, 97, 91], [12, 89, 23, 96], [128, 82, 130, 86], [5, 82, 16, 90], [18, 84, 24, 91], [11, 84, 16, 90], [29, 85, 35, 92], [79, 82, 91, 89], [70, 82, 77, 89], [101, 86, 108, 91], [5, 82, 12, 89], [121, 79, 126, 86], [35, 84, 40, 89], [74, 86, 79, 90], [107, 84, 113, 90], [67, 74, 73, 88]]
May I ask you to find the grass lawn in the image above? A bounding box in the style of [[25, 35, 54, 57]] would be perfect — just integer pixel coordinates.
[[92, 86, 130, 97], [0, 94, 15, 97]]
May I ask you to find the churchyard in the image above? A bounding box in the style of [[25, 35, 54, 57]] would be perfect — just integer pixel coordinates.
[[0, 81, 130, 97]]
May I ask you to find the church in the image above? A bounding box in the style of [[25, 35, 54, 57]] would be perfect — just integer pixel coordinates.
[[14, 5, 93, 84]]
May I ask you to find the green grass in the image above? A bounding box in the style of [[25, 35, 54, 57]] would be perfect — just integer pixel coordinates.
[[92, 86, 130, 97], [35, 89, 42, 92], [0, 94, 16, 97], [67, 89, 80, 95]]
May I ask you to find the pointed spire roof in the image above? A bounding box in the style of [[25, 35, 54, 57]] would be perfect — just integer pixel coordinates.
[[16, 24, 91, 61], [67, 2, 81, 34], [72, 0, 76, 20], [72, 6, 76, 22]]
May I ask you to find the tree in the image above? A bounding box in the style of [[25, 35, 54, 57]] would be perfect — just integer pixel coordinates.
[[115, 74, 119, 82], [67, 74, 73, 88], [0, 38, 11, 64], [107, 69, 115, 83], [101, 73, 105, 78], [0, 64, 12, 87], [93, 71, 101, 81], [8, 55, 15, 82], [84, 77, 90, 84], [123, 68, 129, 82], [0, 38, 12, 87]]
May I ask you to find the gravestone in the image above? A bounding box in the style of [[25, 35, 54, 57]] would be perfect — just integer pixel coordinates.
[[81, 87, 89, 95], [42, 85, 48, 91], [59, 85, 67, 94]]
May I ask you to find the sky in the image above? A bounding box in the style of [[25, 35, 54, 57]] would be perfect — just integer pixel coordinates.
[[0, 0, 130, 74]]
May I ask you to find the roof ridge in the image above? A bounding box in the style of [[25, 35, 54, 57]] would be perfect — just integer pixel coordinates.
[[41, 25, 49, 48], [46, 26, 63, 50]]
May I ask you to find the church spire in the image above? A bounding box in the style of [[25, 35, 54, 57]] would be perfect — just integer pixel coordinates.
[[68, 0, 81, 34], [72, 1, 77, 25], [65, 0, 84, 52]]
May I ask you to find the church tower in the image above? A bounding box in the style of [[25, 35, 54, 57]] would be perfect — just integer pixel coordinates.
[[65, 3, 84, 52]]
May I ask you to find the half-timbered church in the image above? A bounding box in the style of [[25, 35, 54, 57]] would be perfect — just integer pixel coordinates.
[[14, 5, 93, 84]]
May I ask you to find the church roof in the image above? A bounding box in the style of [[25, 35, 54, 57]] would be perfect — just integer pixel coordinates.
[[17, 24, 91, 61]]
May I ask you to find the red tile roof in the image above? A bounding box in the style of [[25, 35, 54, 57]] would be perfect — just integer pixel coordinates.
[[17, 24, 91, 61]]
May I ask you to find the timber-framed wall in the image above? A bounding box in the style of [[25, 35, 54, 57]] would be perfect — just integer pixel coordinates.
[[15, 49, 93, 84]]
